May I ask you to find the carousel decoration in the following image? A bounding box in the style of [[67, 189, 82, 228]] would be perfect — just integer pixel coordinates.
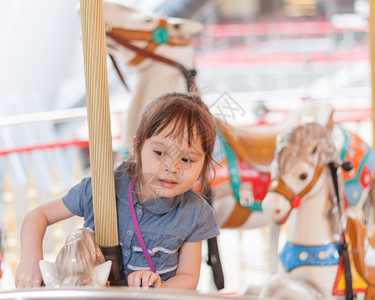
[[39, 228, 112, 287]]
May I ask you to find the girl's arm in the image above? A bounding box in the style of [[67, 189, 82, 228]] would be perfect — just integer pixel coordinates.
[[15, 199, 74, 288], [161, 241, 202, 290]]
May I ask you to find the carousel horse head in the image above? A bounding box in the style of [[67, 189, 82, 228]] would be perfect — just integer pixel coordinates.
[[263, 106, 375, 226], [262, 103, 339, 225], [39, 228, 112, 287], [103, 1, 203, 71]]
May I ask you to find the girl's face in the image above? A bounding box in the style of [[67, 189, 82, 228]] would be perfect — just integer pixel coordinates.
[[136, 123, 205, 201]]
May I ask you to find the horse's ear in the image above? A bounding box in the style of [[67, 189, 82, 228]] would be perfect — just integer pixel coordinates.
[[94, 260, 112, 287], [39, 260, 58, 287], [167, 18, 203, 36], [326, 110, 334, 132]]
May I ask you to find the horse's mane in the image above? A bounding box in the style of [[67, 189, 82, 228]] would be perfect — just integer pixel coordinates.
[[275, 122, 337, 174]]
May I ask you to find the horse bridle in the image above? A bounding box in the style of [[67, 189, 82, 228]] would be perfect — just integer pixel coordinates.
[[106, 18, 197, 92], [268, 154, 324, 224]]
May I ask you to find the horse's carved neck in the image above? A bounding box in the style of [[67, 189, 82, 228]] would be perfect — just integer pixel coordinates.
[[287, 171, 338, 245], [123, 45, 194, 149], [133, 47, 193, 97]]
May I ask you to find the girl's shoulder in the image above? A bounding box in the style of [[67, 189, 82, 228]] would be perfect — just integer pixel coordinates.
[[178, 189, 213, 213], [179, 190, 219, 242], [183, 189, 206, 202]]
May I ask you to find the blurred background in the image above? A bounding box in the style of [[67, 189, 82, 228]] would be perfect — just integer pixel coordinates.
[[0, 0, 372, 294]]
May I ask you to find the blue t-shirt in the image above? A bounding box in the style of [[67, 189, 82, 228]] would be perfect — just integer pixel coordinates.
[[62, 165, 220, 282]]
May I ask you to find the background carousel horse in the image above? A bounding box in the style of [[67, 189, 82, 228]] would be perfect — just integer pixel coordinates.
[[39, 228, 112, 287], [254, 103, 375, 299]]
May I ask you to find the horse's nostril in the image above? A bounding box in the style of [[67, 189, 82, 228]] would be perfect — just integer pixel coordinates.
[[275, 209, 280, 214]]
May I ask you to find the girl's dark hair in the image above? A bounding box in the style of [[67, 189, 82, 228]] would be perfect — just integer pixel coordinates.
[[125, 92, 216, 195]]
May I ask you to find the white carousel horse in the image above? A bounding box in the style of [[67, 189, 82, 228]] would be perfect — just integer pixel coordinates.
[[103, 1, 203, 151], [255, 103, 375, 299], [39, 228, 112, 287]]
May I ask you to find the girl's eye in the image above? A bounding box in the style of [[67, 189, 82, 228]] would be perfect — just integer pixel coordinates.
[[154, 151, 165, 156], [181, 157, 193, 163]]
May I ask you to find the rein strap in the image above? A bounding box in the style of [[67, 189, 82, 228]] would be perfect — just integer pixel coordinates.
[[268, 155, 324, 209], [107, 31, 197, 92]]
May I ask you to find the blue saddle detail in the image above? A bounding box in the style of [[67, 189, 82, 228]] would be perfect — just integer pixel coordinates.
[[280, 242, 340, 272]]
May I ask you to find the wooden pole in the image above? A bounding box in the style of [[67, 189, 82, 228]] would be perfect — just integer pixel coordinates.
[[79, 0, 125, 285], [370, 0, 375, 146], [79, 0, 118, 247]]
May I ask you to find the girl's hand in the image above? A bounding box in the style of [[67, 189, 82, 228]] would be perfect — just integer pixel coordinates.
[[127, 270, 161, 288], [15, 257, 43, 288]]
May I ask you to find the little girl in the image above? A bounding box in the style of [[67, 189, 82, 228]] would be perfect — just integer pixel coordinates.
[[15, 92, 219, 289]]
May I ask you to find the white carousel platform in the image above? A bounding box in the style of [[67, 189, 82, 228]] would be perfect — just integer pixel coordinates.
[[0, 287, 275, 300]]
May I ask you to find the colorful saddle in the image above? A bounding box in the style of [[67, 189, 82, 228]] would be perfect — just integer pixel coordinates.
[[340, 128, 375, 207]]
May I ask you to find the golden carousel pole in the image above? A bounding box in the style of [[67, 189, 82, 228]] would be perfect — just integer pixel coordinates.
[[79, 0, 125, 285], [370, 0, 375, 146]]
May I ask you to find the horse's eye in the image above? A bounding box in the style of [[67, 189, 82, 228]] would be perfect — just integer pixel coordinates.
[[144, 17, 152, 22], [299, 173, 308, 180], [312, 146, 317, 154], [174, 23, 181, 29]]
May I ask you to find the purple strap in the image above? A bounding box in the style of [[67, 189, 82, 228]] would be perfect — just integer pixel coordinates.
[[128, 177, 156, 273]]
